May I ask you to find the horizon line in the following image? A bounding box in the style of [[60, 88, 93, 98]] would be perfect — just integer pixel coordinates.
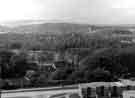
[[1, 19, 135, 27]]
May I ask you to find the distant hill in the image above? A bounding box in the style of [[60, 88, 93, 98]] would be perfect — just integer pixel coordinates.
[[0, 21, 135, 35], [0, 23, 91, 34], [0, 22, 135, 44]]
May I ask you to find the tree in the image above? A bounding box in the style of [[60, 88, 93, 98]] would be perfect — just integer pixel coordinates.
[[9, 42, 22, 49], [11, 54, 28, 77], [10, 52, 38, 78], [68, 71, 86, 83], [1, 50, 15, 78], [80, 47, 124, 76], [85, 68, 115, 82]]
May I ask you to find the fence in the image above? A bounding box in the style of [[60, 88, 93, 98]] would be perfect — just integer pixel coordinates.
[[81, 85, 135, 98]]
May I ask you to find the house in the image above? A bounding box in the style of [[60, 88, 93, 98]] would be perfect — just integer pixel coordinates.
[[4, 77, 31, 89], [54, 61, 74, 70], [27, 50, 55, 65], [39, 63, 56, 72]]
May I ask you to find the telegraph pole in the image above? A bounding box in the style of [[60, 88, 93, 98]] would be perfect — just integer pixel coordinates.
[[0, 89, 1, 98], [74, 55, 79, 71]]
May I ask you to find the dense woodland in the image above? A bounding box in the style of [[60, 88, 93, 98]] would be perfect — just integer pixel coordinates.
[[1, 28, 135, 89]]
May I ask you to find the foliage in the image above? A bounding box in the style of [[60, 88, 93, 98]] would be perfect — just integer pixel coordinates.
[[1, 51, 38, 79], [1, 30, 135, 89]]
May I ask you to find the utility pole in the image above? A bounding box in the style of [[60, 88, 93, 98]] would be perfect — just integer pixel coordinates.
[[73, 55, 79, 71], [0, 89, 1, 98]]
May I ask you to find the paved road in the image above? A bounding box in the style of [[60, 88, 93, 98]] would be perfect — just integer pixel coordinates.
[[1, 86, 81, 98]]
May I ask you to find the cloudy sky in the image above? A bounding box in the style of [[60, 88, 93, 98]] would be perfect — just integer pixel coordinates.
[[1, 0, 135, 24]]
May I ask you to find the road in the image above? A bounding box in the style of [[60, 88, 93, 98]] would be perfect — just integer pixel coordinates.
[[1, 85, 81, 98]]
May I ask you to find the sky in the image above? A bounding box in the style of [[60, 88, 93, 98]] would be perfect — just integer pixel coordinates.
[[1, 0, 135, 24]]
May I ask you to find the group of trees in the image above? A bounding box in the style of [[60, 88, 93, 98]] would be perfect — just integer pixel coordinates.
[[1, 31, 135, 89], [79, 46, 135, 80], [0, 32, 122, 51], [0, 50, 38, 79], [49, 45, 135, 83], [0, 48, 117, 89]]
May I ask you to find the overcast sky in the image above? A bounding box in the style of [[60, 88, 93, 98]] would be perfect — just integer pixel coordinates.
[[1, 0, 135, 24]]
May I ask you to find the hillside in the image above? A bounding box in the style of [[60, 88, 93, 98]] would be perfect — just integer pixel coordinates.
[[0, 22, 134, 50], [1, 23, 135, 89], [0, 22, 135, 35], [0, 23, 90, 34]]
